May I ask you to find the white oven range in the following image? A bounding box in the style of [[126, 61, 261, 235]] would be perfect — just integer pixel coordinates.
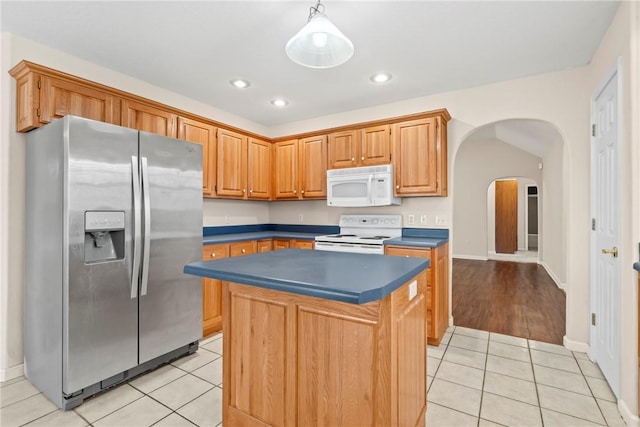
[[314, 214, 402, 255]]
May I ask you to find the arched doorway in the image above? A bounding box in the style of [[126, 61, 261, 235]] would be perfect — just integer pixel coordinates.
[[451, 118, 566, 342]]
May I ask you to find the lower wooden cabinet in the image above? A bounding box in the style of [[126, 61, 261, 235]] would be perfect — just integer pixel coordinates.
[[202, 244, 229, 337], [202, 240, 257, 337], [257, 239, 273, 252], [273, 238, 314, 250], [385, 243, 449, 345]]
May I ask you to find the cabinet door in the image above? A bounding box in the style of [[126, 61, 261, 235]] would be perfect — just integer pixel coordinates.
[[274, 140, 299, 199], [41, 76, 117, 126], [13, 70, 41, 131], [360, 125, 390, 166], [247, 138, 272, 200], [385, 245, 435, 340], [299, 135, 327, 199], [257, 239, 273, 252], [391, 118, 438, 195], [273, 239, 291, 251], [217, 129, 247, 198], [202, 244, 229, 337], [229, 240, 257, 257], [328, 130, 358, 169], [292, 240, 314, 250], [178, 117, 216, 197], [122, 99, 177, 137]]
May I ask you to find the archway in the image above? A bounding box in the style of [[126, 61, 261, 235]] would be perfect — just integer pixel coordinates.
[[451, 118, 566, 342]]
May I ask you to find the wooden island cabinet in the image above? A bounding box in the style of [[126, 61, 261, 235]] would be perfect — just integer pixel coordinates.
[[184, 249, 430, 427]]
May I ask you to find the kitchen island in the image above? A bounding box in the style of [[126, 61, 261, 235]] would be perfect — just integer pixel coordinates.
[[185, 249, 430, 427]]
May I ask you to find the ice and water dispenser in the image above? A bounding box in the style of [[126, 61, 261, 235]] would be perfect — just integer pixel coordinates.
[[84, 211, 125, 263]]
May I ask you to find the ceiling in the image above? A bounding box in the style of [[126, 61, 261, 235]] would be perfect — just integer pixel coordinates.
[[1, 1, 621, 128]]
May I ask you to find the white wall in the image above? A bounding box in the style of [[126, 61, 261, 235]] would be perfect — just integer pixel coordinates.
[[1, 2, 638, 420]]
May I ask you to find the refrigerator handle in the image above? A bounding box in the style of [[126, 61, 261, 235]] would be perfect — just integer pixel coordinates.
[[140, 156, 151, 296], [130, 156, 142, 299]]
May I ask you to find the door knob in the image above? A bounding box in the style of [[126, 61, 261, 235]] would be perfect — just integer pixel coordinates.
[[601, 246, 618, 257]]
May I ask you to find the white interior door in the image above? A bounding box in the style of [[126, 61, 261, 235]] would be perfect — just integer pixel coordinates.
[[590, 63, 620, 398]]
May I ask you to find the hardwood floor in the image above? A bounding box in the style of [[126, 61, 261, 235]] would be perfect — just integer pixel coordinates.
[[452, 258, 566, 344]]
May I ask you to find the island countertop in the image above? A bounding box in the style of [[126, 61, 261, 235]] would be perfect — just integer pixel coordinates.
[[184, 249, 430, 304]]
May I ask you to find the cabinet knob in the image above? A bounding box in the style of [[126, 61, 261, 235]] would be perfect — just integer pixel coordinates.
[[211, 253, 215, 258], [396, 185, 400, 189], [351, 157, 355, 161], [361, 156, 365, 160], [301, 190, 305, 194], [294, 190, 297, 194], [241, 249, 246, 253], [249, 189, 253, 194], [242, 189, 246, 193]]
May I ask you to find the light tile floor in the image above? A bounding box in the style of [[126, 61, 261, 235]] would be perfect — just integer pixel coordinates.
[[0, 327, 627, 426]]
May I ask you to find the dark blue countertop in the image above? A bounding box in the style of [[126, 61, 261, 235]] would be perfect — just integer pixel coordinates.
[[184, 249, 430, 304], [202, 224, 449, 248], [203, 231, 322, 245], [634, 262, 640, 272]]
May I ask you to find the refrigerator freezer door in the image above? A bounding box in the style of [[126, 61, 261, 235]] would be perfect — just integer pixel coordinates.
[[64, 117, 139, 394], [138, 132, 203, 363]]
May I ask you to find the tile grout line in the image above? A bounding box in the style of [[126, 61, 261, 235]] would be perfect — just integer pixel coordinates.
[[574, 352, 611, 426]]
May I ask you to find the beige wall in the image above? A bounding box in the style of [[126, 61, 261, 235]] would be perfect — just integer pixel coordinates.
[[1, 1, 638, 420], [453, 139, 542, 261], [585, 1, 638, 420]]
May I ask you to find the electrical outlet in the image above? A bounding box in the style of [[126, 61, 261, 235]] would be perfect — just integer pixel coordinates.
[[435, 215, 447, 226], [407, 214, 415, 225], [225, 215, 230, 224], [420, 215, 428, 224], [298, 213, 304, 223]]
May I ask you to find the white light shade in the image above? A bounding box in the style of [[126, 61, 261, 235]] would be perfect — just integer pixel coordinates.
[[286, 13, 354, 69]]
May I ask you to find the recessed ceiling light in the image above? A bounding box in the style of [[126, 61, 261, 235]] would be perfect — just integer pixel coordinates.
[[270, 98, 289, 107], [230, 79, 250, 89], [370, 73, 392, 83]]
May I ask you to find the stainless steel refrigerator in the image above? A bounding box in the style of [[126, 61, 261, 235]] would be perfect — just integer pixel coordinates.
[[25, 116, 203, 410]]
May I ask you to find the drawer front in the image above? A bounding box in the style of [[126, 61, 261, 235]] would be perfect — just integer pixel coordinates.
[[203, 244, 229, 261], [385, 246, 431, 260], [230, 240, 257, 257]]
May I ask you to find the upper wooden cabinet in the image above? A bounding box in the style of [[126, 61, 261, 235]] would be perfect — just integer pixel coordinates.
[[299, 135, 327, 199], [9, 62, 119, 131], [247, 138, 272, 200], [216, 130, 272, 200], [10, 61, 450, 200], [274, 136, 327, 200], [122, 99, 177, 137], [392, 116, 447, 197], [328, 125, 390, 169], [177, 117, 216, 197], [217, 129, 247, 198], [273, 139, 299, 199], [361, 125, 391, 166]]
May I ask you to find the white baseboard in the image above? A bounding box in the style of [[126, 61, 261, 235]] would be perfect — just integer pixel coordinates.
[[563, 335, 590, 353], [0, 363, 24, 383], [619, 399, 640, 426], [449, 316, 454, 326], [539, 261, 566, 292], [452, 254, 488, 261]]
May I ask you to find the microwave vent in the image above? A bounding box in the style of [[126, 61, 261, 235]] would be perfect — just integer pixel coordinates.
[[327, 164, 393, 177]]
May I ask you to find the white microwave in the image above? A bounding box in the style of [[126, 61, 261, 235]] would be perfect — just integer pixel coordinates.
[[326, 164, 401, 207]]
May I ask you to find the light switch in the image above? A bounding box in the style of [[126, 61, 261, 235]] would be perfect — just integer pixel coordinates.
[[408, 280, 417, 300]]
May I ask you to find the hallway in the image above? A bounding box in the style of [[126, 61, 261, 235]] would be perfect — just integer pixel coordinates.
[[452, 258, 566, 344]]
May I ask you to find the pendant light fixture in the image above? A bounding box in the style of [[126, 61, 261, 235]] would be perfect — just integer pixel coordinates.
[[285, 0, 354, 69]]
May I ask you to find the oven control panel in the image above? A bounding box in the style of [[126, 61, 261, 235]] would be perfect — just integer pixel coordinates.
[[338, 214, 402, 228]]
